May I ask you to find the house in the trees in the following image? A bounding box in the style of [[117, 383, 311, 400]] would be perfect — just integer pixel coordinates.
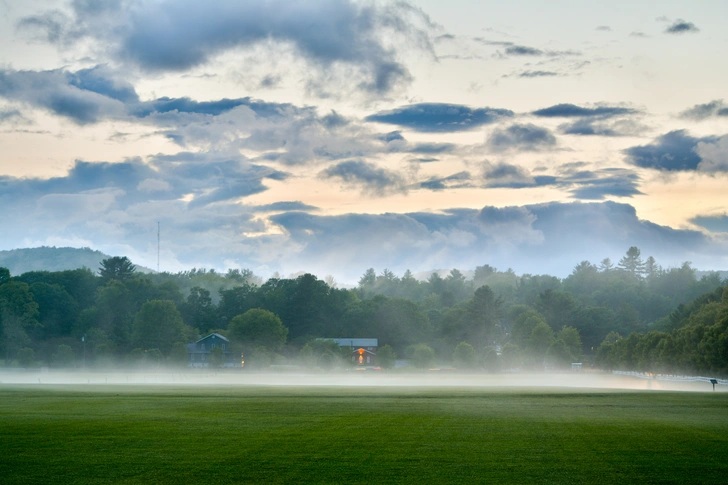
[[186, 333, 237, 367], [331, 338, 378, 366]]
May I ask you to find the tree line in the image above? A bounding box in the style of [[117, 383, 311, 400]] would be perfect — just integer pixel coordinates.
[[1, 247, 726, 374]]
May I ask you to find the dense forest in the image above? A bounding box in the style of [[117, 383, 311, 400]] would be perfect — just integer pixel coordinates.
[[1, 246, 727, 375]]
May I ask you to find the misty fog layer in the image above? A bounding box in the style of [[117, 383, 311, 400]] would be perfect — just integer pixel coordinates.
[[0, 371, 722, 393]]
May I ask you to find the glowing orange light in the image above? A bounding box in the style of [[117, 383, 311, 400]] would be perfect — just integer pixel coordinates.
[[358, 348, 364, 355]]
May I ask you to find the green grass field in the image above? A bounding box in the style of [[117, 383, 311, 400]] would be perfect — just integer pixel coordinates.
[[1, 385, 727, 484]]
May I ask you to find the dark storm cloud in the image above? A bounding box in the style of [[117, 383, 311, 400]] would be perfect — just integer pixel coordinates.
[[488, 124, 556, 152], [20, 0, 435, 96], [665, 20, 700, 34], [679, 100, 728, 121], [690, 214, 728, 233], [532, 103, 637, 118], [365, 103, 514, 132], [624, 130, 719, 171], [319, 160, 406, 196]]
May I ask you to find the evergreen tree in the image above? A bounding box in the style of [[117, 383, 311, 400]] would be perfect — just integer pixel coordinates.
[[618, 247, 645, 277], [99, 257, 136, 282]]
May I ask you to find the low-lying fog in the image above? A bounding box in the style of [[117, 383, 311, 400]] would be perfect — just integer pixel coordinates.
[[0, 370, 722, 392]]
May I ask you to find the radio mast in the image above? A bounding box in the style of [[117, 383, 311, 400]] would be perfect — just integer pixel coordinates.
[[157, 221, 160, 273]]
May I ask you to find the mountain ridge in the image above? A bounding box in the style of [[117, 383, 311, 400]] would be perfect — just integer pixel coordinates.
[[0, 246, 154, 276]]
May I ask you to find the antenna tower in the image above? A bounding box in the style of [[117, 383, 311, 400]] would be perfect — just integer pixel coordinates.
[[157, 221, 160, 273]]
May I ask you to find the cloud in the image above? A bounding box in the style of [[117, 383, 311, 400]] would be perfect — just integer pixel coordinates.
[[0, 67, 278, 123], [482, 162, 541, 188], [624, 130, 720, 171], [665, 20, 699, 34], [532, 103, 637, 118], [0, 151, 288, 224], [479, 161, 641, 199], [531, 103, 644, 137], [20, 0, 436, 96], [0, 108, 29, 124], [691, 214, 728, 233], [596, 26, 612, 32], [263, 201, 721, 280], [679, 100, 728, 120], [252, 201, 319, 213], [505, 45, 543, 56], [0, 152, 299, 272], [420, 171, 471, 190], [488, 124, 556, 152], [319, 160, 406, 196], [559, 167, 643, 200], [0, 163, 722, 279], [695, 135, 728, 173], [518, 71, 559, 78], [0, 68, 128, 124], [365, 103, 513, 132], [137, 179, 172, 193], [407, 142, 457, 154], [560, 118, 647, 137], [500, 45, 580, 58]]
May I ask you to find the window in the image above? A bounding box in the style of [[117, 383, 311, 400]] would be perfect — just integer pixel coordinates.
[[201, 343, 205, 350], [222, 344, 226, 350], [366, 356, 370, 364]]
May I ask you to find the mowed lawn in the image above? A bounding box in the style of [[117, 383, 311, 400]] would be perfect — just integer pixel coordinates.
[[0, 385, 727, 484]]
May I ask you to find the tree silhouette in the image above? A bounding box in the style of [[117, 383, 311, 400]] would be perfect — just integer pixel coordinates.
[[618, 246, 645, 277], [99, 257, 136, 282]]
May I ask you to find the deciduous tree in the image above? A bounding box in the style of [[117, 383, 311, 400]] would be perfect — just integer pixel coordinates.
[[228, 309, 288, 351]]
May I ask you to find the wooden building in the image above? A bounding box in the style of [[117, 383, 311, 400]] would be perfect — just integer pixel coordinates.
[[331, 338, 378, 366], [186, 333, 237, 367]]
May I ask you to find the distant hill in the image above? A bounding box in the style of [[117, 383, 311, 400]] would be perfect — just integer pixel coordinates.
[[0, 247, 153, 277]]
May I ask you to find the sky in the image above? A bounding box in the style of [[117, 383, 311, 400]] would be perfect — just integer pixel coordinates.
[[1, 0, 728, 283]]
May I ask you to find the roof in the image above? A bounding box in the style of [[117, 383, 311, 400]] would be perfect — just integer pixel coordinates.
[[196, 333, 229, 343], [330, 338, 378, 347]]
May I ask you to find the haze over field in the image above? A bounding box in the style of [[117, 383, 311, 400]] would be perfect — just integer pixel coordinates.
[[0, 370, 722, 393], [0, 1, 727, 281]]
